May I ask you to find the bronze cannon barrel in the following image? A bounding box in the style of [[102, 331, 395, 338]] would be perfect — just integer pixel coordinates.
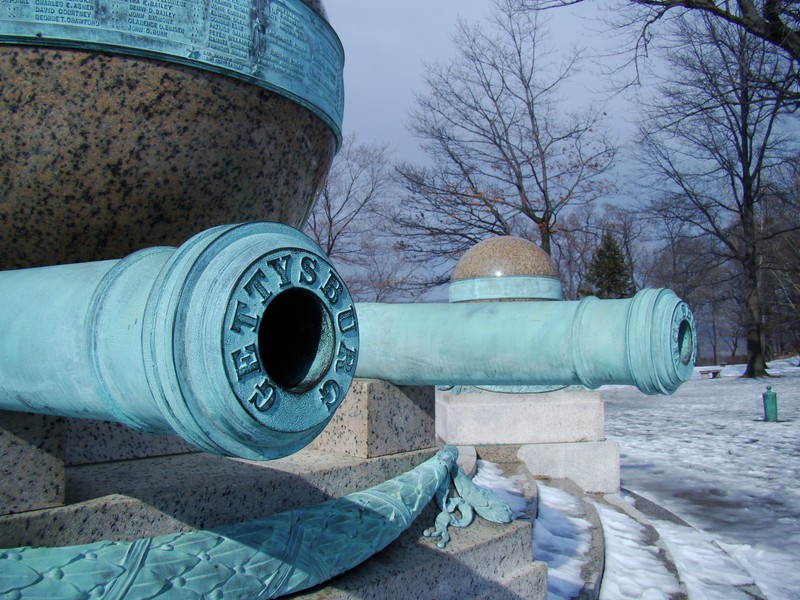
[[0, 223, 359, 459], [354, 289, 696, 395]]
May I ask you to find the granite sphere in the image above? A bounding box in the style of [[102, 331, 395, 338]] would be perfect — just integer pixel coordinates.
[[452, 236, 558, 281]]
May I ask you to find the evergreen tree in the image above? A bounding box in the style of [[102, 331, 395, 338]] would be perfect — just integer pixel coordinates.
[[585, 231, 636, 299]]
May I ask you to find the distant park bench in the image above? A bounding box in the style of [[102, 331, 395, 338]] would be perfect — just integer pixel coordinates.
[[699, 368, 722, 379]]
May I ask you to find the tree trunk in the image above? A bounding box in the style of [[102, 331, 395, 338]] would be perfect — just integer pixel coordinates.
[[742, 268, 768, 377], [539, 222, 552, 256], [729, 336, 739, 363], [711, 309, 719, 365]]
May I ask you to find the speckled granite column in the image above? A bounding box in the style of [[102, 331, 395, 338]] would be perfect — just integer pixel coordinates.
[[0, 45, 336, 268], [0, 411, 65, 515], [0, 0, 337, 268]]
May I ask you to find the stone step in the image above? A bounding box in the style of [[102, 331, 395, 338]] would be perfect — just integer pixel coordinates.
[[613, 490, 766, 600], [529, 477, 605, 600], [589, 491, 687, 599], [528, 475, 689, 598], [0, 447, 437, 547], [465, 459, 606, 600], [295, 505, 546, 599], [527, 475, 767, 600], [472, 563, 551, 600]]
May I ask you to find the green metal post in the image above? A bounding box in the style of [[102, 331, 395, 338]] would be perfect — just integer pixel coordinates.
[[763, 386, 778, 422]]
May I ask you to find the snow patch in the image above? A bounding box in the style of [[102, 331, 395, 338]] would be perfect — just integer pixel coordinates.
[[593, 502, 683, 599], [472, 459, 528, 519], [604, 355, 800, 599], [533, 483, 593, 600]]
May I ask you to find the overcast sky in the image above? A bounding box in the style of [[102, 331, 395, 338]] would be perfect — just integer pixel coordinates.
[[323, 1, 621, 162]]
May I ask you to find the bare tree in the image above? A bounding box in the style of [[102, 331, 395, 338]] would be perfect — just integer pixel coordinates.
[[598, 204, 653, 290], [760, 172, 800, 358], [338, 232, 426, 302], [303, 134, 422, 301], [392, 0, 616, 277], [304, 133, 390, 261], [551, 203, 652, 299], [637, 14, 799, 376], [647, 223, 744, 364], [524, 0, 800, 73], [551, 209, 601, 299]]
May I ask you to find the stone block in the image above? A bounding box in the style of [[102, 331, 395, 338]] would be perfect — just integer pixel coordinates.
[[517, 441, 620, 494], [473, 444, 525, 464], [436, 388, 604, 446], [311, 379, 435, 458], [0, 448, 437, 548], [298, 506, 545, 599], [0, 411, 65, 515], [456, 445, 478, 477], [64, 418, 197, 466]]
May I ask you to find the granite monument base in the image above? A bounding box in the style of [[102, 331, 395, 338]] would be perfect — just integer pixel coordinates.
[[0, 381, 546, 598], [436, 387, 620, 493], [0, 412, 65, 514], [0, 45, 336, 269]]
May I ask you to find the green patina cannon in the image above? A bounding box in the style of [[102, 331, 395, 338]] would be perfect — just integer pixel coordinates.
[[0, 222, 359, 460], [0, 223, 695, 462], [355, 288, 696, 395], [354, 235, 695, 396], [0, 224, 696, 598]]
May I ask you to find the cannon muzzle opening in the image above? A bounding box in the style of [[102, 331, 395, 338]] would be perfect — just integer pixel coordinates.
[[679, 319, 695, 366], [260, 287, 336, 392], [0, 223, 359, 460]]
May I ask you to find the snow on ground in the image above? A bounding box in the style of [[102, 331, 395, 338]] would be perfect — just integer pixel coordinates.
[[532, 483, 593, 600], [603, 357, 800, 600], [592, 502, 683, 600], [472, 459, 528, 519]]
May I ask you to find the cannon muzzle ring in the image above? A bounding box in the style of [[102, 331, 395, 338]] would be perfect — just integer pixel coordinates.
[[0, 223, 359, 460]]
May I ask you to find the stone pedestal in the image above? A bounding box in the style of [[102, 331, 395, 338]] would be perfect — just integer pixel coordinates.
[[0, 381, 546, 599], [437, 387, 604, 445], [311, 379, 435, 458], [436, 387, 620, 493], [0, 411, 65, 515]]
